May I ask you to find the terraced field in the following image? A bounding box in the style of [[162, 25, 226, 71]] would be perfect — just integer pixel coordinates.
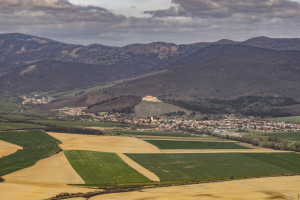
[[145, 140, 250, 149], [64, 150, 153, 185], [0, 130, 61, 176], [126, 153, 300, 182]]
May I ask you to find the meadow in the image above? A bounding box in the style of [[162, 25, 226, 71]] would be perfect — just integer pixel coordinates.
[[0, 122, 46, 131], [30, 119, 126, 128], [0, 130, 61, 176], [265, 116, 300, 124], [126, 153, 300, 182], [113, 130, 199, 137], [145, 140, 250, 149], [263, 132, 300, 142], [64, 150, 153, 185]]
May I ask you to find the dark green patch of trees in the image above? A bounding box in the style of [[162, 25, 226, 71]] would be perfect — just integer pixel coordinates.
[[45, 126, 104, 135]]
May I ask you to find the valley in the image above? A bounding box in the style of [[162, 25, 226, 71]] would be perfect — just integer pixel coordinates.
[[1, 33, 300, 199]]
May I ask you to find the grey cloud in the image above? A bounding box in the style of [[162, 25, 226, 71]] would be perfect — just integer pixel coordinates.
[[0, 0, 124, 22], [1, 0, 300, 46], [145, 0, 300, 19]]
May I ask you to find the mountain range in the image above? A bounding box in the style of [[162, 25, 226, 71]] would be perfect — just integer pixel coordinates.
[[1, 33, 300, 116]]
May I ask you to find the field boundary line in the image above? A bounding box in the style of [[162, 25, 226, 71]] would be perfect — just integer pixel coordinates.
[[117, 153, 160, 182], [161, 149, 289, 153]]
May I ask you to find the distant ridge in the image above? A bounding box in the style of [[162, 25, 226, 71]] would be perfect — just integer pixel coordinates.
[[1, 33, 300, 105]]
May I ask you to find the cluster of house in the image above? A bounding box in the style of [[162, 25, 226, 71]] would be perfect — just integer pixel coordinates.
[[55, 105, 300, 133], [20, 95, 54, 105], [120, 115, 300, 133]]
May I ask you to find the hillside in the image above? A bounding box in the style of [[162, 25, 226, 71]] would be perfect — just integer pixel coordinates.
[[104, 45, 300, 100], [2, 33, 300, 117]]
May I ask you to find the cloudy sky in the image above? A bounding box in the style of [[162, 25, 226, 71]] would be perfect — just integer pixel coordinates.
[[1, 0, 300, 46]]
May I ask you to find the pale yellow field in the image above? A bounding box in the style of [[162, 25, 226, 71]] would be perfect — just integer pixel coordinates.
[[91, 175, 300, 200], [88, 126, 113, 131], [0, 140, 22, 158], [47, 132, 161, 153], [161, 149, 288, 153], [4, 152, 84, 185], [117, 153, 160, 182], [0, 183, 94, 200]]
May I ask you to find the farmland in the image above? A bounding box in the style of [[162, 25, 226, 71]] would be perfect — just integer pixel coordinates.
[[64, 150, 153, 185], [47, 132, 161, 153], [0, 130, 61, 176], [0, 122, 45, 131], [30, 119, 125, 128], [263, 132, 300, 142], [112, 130, 199, 137], [126, 153, 300, 182], [94, 175, 300, 200], [265, 116, 300, 124], [145, 140, 250, 149]]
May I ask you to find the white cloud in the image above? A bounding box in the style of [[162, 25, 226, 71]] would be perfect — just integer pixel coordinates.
[[1, 0, 300, 46], [69, 0, 172, 17]]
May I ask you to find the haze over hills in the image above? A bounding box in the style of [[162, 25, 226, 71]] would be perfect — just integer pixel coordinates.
[[1, 33, 300, 110]]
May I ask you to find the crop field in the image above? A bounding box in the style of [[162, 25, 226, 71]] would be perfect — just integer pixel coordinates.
[[126, 153, 300, 182], [265, 116, 300, 124], [263, 132, 300, 142], [30, 119, 126, 128], [145, 140, 250, 149], [0, 94, 19, 111], [0, 122, 46, 131], [0, 114, 37, 121], [113, 130, 198, 137], [0, 130, 61, 176], [64, 150, 153, 185]]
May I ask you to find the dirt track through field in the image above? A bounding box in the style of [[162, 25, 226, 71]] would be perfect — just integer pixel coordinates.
[[0, 183, 94, 200], [0, 140, 22, 158], [117, 153, 160, 182], [91, 175, 300, 200], [4, 152, 84, 184], [161, 149, 289, 153], [47, 132, 162, 153]]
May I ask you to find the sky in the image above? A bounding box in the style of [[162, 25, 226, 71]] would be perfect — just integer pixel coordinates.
[[1, 0, 300, 46]]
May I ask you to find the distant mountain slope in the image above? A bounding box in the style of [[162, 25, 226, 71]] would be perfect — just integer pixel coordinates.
[[242, 36, 300, 51], [104, 45, 300, 100], [1, 33, 300, 98]]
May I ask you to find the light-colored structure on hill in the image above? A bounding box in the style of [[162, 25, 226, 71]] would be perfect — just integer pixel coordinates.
[[142, 95, 162, 102]]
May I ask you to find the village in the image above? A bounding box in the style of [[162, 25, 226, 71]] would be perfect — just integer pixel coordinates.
[[20, 95, 54, 105], [56, 106, 300, 134]]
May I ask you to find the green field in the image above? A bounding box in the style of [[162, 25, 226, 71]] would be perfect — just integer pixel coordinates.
[[127, 153, 300, 182], [0, 122, 46, 131], [0, 130, 61, 176], [30, 119, 126, 128], [145, 140, 250, 149], [0, 94, 19, 111], [64, 150, 153, 185], [265, 116, 300, 124], [0, 114, 37, 121], [114, 130, 199, 137], [263, 132, 300, 142]]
